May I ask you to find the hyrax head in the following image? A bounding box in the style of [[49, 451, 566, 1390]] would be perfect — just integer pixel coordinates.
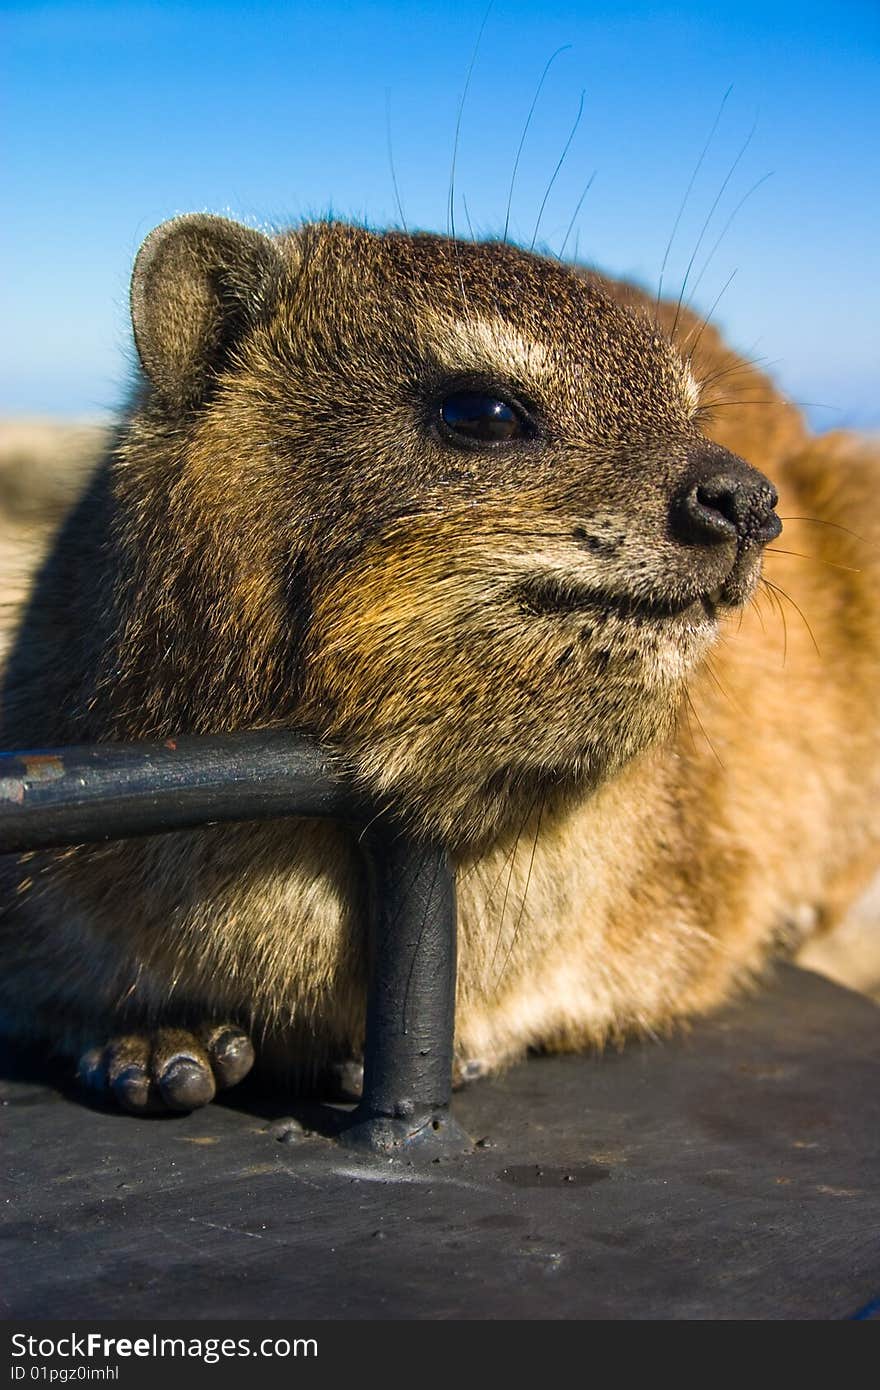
[[130, 214, 780, 844]]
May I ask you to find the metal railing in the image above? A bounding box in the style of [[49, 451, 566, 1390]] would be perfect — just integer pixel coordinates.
[[0, 731, 469, 1155]]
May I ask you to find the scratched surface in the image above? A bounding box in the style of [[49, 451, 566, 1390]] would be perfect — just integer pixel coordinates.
[[2, 964, 878, 1321]]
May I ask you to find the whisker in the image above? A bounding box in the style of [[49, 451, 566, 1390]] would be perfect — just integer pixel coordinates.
[[690, 353, 775, 393], [496, 792, 545, 990], [767, 547, 861, 574], [655, 85, 732, 318], [355, 799, 396, 845], [680, 268, 737, 361], [502, 44, 572, 244], [761, 577, 821, 658], [556, 169, 597, 262], [530, 88, 586, 252], [780, 516, 872, 547], [670, 115, 759, 341], [489, 795, 535, 978], [683, 170, 773, 317], [384, 88, 408, 232], [761, 577, 788, 665], [696, 396, 828, 411], [479, 812, 533, 905], [684, 688, 724, 768], [680, 696, 698, 752], [447, 1, 494, 310], [702, 655, 740, 712], [462, 193, 476, 241]]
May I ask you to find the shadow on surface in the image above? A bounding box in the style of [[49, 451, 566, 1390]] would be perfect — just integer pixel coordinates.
[[3, 965, 878, 1320]]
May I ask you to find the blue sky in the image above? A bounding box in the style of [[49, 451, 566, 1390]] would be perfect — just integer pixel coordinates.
[[2, 0, 878, 430]]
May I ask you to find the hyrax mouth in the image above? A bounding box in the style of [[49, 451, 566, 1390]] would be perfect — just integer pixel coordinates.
[[515, 575, 719, 625]]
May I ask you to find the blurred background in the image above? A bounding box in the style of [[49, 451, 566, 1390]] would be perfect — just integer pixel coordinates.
[[1, 0, 877, 564], [3, 0, 878, 425]]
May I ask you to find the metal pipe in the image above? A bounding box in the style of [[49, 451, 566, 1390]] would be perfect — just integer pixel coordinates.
[[0, 731, 470, 1156], [342, 826, 470, 1154], [0, 732, 365, 851]]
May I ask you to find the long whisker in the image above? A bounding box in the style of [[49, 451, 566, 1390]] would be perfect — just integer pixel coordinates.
[[496, 792, 545, 989], [530, 89, 586, 252], [448, 1, 494, 309], [760, 577, 821, 658], [462, 193, 476, 241], [684, 688, 724, 768], [655, 85, 732, 317], [761, 577, 788, 665], [696, 396, 833, 412], [670, 116, 759, 341], [384, 89, 408, 232], [680, 695, 698, 752], [780, 516, 872, 547], [556, 169, 597, 262], [693, 354, 776, 393], [502, 44, 572, 244], [489, 795, 535, 977], [683, 171, 773, 316], [680, 268, 737, 360], [477, 840, 520, 906], [767, 547, 861, 574], [500, 42, 569, 244], [479, 809, 535, 905], [702, 655, 740, 711]]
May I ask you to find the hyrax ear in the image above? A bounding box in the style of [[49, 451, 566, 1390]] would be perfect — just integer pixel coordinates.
[[131, 213, 283, 408]]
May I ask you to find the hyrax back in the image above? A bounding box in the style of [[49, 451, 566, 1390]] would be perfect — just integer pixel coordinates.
[[1, 215, 878, 1111]]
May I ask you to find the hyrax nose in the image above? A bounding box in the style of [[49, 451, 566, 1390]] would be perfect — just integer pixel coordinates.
[[674, 467, 781, 547]]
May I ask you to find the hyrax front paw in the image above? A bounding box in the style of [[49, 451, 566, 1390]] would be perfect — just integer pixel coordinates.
[[77, 1024, 255, 1114]]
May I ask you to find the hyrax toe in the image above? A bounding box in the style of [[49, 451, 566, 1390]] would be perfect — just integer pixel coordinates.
[[105, 1035, 161, 1114], [76, 1022, 255, 1115], [197, 1024, 255, 1089], [152, 1028, 217, 1111]]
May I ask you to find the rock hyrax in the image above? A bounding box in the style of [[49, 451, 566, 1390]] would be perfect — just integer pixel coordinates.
[[1, 214, 877, 1112]]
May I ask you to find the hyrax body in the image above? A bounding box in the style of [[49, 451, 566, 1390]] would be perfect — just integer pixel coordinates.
[[1, 215, 878, 1112]]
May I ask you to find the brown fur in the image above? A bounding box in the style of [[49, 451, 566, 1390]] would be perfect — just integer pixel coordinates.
[[1, 215, 877, 1094]]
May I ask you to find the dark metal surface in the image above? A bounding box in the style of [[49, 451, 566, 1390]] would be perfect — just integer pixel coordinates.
[[2, 965, 878, 1320], [0, 733, 365, 852], [0, 731, 464, 1155], [343, 829, 470, 1154]]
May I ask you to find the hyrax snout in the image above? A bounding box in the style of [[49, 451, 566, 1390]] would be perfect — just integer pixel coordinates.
[[673, 450, 780, 548]]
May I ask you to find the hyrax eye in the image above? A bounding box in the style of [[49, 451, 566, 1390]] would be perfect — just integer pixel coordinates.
[[438, 392, 527, 444]]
